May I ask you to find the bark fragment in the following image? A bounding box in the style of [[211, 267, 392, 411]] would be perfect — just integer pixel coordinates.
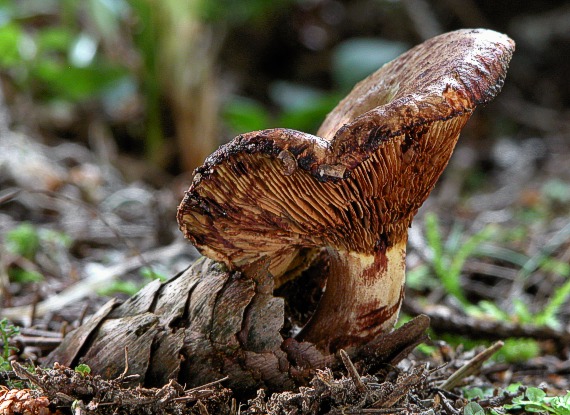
[[46, 258, 429, 398]]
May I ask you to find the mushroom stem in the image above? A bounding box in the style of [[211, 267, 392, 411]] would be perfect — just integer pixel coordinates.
[[297, 238, 407, 352]]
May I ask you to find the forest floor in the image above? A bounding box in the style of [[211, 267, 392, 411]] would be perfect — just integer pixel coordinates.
[[1, 87, 570, 413], [1, 1, 570, 412]]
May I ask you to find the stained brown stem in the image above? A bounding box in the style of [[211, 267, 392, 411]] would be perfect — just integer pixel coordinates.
[[297, 238, 407, 352]]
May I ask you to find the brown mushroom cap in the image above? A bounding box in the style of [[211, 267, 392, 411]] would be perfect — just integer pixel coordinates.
[[178, 29, 513, 271], [178, 29, 514, 350]]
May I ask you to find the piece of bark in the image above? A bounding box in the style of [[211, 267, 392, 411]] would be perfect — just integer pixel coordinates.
[[45, 257, 428, 398], [79, 312, 160, 383], [43, 298, 119, 367]]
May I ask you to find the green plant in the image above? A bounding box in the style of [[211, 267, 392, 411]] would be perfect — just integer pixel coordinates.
[[413, 214, 570, 362], [469, 222, 570, 330], [5, 223, 40, 260], [7, 268, 44, 284], [502, 387, 570, 414], [0, 318, 20, 372], [423, 212, 497, 305], [75, 363, 92, 376], [464, 402, 485, 415], [4, 223, 73, 284], [419, 214, 570, 333], [471, 278, 570, 332], [464, 384, 570, 414]]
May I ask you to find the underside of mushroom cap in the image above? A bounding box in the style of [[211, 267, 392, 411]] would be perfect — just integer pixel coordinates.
[[177, 29, 515, 278]]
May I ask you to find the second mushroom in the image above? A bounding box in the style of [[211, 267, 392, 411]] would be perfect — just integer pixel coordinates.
[[178, 29, 515, 353]]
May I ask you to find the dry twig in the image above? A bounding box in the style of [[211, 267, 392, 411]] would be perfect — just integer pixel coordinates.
[[440, 341, 503, 391]]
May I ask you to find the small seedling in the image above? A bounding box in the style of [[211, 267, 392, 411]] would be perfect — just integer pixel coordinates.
[[3, 223, 73, 284], [421, 213, 570, 334], [423, 212, 496, 306], [502, 387, 570, 415], [75, 363, 91, 376], [468, 268, 570, 330], [465, 384, 570, 415], [0, 318, 20, 372]]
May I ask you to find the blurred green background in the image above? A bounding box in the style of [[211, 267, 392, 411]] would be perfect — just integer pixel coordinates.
[[0, 0, 567, 177]]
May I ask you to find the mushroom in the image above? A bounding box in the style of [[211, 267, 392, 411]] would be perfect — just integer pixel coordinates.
[[177, 29, 514, 352]]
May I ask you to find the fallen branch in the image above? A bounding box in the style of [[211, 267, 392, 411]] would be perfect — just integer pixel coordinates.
[[404, 300, 570, 345]]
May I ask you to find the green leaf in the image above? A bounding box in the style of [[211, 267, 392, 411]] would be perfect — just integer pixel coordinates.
[[74, 363, 91, 376], [513, 299, 533, 324], [524, 403, 548, 413], [463, 402, 485, 415], [0, 356, 8, 372], [449, 225, 496, 278], [505, 383, 523, 393], [540, 258, 570, 277], [535, 277, 570, 327], [463, 387, 492, 400], [469, 300, 509, 320], [551, 393, 570, 414], [496, 338, 540, 363], [526, 387, 547, 402]]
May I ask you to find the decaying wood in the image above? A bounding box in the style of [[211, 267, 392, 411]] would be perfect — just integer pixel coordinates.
[[46, 257, 429, 398]]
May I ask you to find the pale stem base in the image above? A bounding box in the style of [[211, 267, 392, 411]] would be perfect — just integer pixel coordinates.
[[297, 239, 407, 352]]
